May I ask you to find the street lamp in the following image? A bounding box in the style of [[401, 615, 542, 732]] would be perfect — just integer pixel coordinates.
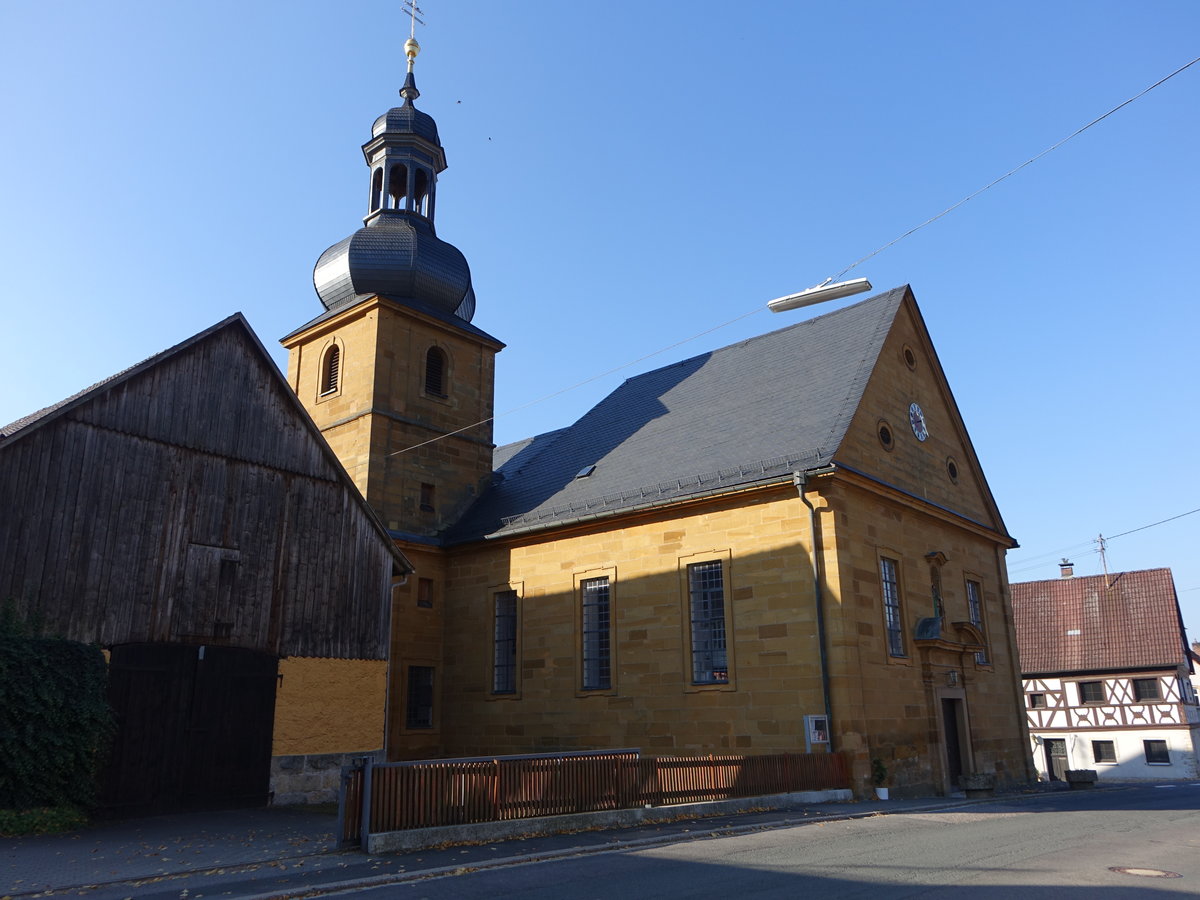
[[767, 277, 873, 313]]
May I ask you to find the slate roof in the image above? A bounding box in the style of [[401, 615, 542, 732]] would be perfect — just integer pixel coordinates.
[[450, 286, 908, 541], [1010, 568, 1190, 675]]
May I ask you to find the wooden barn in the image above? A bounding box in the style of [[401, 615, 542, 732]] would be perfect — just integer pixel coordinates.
[[0, 313, 412, 812]]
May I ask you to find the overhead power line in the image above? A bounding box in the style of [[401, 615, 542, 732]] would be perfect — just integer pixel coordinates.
[[373, 55, 1200, 465]]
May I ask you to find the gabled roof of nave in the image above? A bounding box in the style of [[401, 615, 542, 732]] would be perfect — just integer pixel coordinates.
[[1011, 568, 1191, 675], [451, 286, 915, 541]]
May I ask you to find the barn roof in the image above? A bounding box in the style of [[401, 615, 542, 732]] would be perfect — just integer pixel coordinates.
[[0, 313, 412, 576]]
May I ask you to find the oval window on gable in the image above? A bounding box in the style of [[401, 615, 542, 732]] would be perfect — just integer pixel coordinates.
[[424, 346, 447, 397]]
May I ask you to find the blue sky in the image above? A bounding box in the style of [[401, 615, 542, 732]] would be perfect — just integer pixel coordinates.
[[3, 2, 1198, 637]]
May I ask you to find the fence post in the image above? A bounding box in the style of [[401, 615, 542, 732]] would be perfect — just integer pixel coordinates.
[[492, 759, 501, 821], [359, 755, 375, 852]]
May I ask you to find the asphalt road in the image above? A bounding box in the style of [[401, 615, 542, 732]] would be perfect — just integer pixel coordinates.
[[362, 784, 1200, 899]]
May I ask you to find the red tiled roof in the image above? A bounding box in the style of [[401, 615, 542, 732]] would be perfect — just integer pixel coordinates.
[[1010, 568, 1187, 675]]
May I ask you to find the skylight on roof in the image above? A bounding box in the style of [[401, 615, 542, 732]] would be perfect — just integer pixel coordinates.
[[576, 464, 596, 479]]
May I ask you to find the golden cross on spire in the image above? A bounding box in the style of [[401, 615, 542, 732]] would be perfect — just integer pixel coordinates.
[[403, 0, 425, 71]]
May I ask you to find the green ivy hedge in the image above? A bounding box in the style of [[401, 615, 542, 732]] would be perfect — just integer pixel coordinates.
[[0, 608, 114, 810]]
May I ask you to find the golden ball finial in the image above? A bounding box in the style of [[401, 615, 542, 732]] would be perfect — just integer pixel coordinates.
[[405, 37, 420, 63]]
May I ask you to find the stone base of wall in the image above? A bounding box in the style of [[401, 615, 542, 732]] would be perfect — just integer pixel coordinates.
[[270, 749, 382, 806]]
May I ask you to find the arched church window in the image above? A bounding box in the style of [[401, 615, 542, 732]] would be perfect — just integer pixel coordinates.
[[389, 164, 409, 210], [370, 168, 383, 212], [320, 343, 341, 396], [424, 346, 447, 397], [414, 169, 430, 216]]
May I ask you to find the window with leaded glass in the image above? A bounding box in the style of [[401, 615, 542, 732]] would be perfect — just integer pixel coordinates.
[[405, 665, 434, 729], [581, 577, 611, 691], [1092, 740, 1116, 764], [966, 579, 988, 665], [688, 561, 728, 685], [493, 590, 517, 694], [880, 557, 905, 657]]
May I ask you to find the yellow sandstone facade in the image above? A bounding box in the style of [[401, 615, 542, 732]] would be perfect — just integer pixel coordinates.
[[286, 285, 1033, 797]]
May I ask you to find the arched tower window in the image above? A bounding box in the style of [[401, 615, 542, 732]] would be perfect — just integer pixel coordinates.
[[414, 169, 430, 216], [388, 163, 409, 210], [424, 346, 447, 397], [370, 168, 383, 212], [320, 343, 341, 396]]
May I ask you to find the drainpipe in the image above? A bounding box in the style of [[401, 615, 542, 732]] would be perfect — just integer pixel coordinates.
[[794, 467, 837, 747]]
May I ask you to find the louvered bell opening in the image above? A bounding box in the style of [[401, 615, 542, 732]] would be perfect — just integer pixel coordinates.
[[320, 345, 341, 396], [424, 347, 446, 396]]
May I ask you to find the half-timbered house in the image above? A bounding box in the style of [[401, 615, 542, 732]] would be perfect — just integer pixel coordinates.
[[0, 313, 412, 811], [1011, 565, 1200, 781]]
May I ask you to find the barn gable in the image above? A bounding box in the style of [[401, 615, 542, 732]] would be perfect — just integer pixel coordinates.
[[0, 313, 409, 660]]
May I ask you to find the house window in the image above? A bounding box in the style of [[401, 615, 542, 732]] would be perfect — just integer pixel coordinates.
[[1028, 692, 1047, 709], [425, 346, 447, 396], [966, 579, 988, 665], [492, 590, 518, 694], [688, 561, 728, 685], [320, 343, 340, 396], [880, 557, 905, 657], [1144, 739, 1170, 764], [420, 482, 435, 513], [580, 577, 611, 691], [405, 666, 434, 729], [1132, 678, 1161, 701], [1078, 681, 1106, 704], [1092, 740, 1116, 764], [417, 577, 433, 608]]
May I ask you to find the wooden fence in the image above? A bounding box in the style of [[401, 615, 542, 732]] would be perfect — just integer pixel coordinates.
[[338, 749, 849, 847]]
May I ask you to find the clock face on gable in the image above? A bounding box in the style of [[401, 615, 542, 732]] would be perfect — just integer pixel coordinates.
[[908, 402, 928, 442]]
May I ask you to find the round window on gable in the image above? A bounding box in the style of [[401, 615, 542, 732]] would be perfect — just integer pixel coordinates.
[[878, 419, 894, 451], [903, 345, 917, 370], [947, 457, 960, 483]]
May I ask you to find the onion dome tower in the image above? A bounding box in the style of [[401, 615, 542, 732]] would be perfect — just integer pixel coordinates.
[[282, 35, 503, 544], [313, 37, 476, 322]]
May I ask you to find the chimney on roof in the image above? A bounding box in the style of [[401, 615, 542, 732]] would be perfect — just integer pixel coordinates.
[[1059, 559, 1074, 578]]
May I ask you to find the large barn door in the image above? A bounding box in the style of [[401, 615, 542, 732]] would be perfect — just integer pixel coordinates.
[[103, 643, 277, 814]]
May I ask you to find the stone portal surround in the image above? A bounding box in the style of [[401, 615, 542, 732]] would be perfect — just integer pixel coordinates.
[[270, 749, 383, 805]]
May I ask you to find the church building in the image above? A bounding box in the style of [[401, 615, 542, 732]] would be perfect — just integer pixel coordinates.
[[283, 38, 1033, 796]]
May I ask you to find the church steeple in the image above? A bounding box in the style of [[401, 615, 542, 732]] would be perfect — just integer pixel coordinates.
[[284, 33, 502, 540], [312, 36, 476, 322]]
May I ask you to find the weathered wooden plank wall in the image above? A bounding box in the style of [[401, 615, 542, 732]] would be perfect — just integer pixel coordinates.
[[0, 325, 393, 660]]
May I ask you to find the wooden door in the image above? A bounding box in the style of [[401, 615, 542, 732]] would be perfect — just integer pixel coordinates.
[[1044, 739, 1068, 782], [103, 643, 277, 814]]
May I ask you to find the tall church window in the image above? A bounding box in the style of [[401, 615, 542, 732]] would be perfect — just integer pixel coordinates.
[[424, 346, 447, 396], [492, 590, 518, 694], [688, 561, 728, 685], [320, 343, 341, 396], [580, 577, 611, 691], [881, 557, 906, 657], [405, 666, 434, 729], [388, 163, 408, 210], [966, 579, 988, 665]]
